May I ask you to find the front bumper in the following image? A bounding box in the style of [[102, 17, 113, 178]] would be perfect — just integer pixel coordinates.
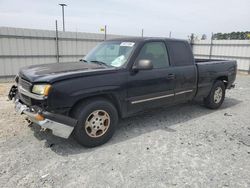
[[12, 94, 77, 139]]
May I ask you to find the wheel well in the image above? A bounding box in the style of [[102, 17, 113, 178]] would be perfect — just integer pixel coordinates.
[[216, 76, 228, 88], [69, 94, 122, 118]]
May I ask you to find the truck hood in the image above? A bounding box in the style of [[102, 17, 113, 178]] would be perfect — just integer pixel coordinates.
[[19, 62, 116, 83]]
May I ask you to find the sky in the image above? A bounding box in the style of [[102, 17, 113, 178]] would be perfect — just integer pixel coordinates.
[[0, 0, 249, 39]]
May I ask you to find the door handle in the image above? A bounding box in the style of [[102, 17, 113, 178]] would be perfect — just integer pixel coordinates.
[[167, 73, 175, 80]]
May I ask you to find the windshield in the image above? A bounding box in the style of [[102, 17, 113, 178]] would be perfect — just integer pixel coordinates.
[[83, 41, 135, 67]]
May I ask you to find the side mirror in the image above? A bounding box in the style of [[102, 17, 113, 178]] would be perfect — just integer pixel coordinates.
[[133, 59, 153, 71]]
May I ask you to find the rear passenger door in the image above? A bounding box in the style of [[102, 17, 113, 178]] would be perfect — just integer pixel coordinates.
[[166, 41, 197, 102]]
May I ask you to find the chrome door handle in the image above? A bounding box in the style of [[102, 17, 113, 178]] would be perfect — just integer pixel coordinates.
[[167, 73, 175, 80]]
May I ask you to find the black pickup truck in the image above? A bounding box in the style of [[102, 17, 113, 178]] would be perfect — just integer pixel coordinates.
[[8, 37, 237, 147]]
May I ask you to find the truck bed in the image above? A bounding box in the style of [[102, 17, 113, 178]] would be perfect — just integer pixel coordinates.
[[194, 58, 237, 99]]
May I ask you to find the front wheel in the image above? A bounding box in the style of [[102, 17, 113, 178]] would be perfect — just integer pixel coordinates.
[[72, 98, 118, 147], [204, 80, 225, 109]]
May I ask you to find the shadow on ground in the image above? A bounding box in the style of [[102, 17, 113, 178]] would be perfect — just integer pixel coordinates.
[[29, 97, 242, 156]]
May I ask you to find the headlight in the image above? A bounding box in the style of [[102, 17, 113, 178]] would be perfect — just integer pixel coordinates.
[[32, 84, 51, 96]]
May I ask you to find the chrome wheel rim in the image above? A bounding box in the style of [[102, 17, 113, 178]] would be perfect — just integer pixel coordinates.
[[214, 87, 223, 103], [84, 110, 110, 138]]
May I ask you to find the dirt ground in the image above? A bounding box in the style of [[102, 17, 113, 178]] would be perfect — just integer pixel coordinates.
[[0, 75, 249, 188]]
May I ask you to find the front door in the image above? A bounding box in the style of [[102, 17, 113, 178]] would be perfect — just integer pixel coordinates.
[[126, 41, 175, 114]]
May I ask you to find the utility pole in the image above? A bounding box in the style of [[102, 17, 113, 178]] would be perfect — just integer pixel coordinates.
[[209, 32, 214, 59], [169, 31, 172, 38], [59, 3, 67, 32], [141, 29, 144, 37], [104, 25, 107, 40], [55, 20, 59, 63], [190, 33, 194, 50]]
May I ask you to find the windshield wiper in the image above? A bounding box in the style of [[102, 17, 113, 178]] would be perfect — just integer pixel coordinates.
[[90, 60, 109, 67], [79, 59, 88, 62]]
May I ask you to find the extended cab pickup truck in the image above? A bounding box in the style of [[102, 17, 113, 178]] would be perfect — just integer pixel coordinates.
[[8, 37, 237, 147]]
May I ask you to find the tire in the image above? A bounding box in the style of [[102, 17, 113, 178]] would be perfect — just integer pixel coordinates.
[[204, 80, 225, 109], [71, 98, 118, 147]]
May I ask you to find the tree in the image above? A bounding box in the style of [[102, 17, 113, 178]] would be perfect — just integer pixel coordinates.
[[213, 31, 250, 40], [201, 34, 207, 40]]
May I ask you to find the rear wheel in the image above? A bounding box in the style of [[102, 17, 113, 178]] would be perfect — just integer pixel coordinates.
[[72, 98, 118, 147], [204, 80, 225, 109]]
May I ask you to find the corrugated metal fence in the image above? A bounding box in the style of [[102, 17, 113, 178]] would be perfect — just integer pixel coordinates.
[[1, 27, 250, 80], [0, 27, 127, 79], [192, 40, 250, 73]]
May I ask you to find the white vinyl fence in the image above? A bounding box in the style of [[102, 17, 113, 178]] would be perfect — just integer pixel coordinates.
[[0, 27, 127, 79], [192, 39, 250, 73], [0, 27, 250, 80]]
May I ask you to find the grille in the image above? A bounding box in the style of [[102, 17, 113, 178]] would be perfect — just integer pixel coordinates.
[[19, 78, 32, 91], [18, 78, 32, 105], [19, 93, 32, 105]]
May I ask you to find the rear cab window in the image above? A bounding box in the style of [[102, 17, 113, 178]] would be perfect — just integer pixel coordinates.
[[167, 41, 194, 66]]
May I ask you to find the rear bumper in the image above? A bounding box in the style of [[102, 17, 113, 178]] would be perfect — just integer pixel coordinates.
[[14, 99, 77, 138]]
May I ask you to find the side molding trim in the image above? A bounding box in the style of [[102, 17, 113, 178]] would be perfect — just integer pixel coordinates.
[[131, 93, 174, 104], [175, 89, 193, 95], [130, 89, 193, 104]]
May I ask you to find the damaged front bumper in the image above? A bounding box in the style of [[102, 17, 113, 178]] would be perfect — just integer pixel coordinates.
[[14, 99, 76, 138]]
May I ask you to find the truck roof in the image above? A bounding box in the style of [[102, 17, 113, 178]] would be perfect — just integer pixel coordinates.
[[107, 37, 188, 43]]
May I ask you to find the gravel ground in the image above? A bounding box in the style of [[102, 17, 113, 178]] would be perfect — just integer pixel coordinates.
[[0, 75, 249, 188]]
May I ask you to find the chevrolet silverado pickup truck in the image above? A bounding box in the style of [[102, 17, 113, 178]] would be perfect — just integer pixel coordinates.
[[8, 37, 237, 147]]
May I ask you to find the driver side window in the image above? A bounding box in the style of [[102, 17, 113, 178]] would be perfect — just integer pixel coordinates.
[[136, 42, 170, 68]]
